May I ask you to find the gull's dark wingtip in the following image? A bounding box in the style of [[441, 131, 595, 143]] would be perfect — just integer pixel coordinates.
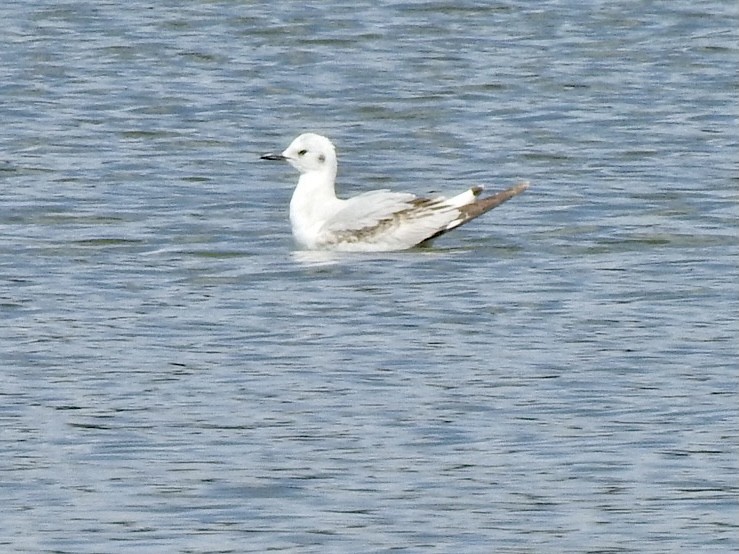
[[418, 181, 530, 246], [461, 181, 530, 221]]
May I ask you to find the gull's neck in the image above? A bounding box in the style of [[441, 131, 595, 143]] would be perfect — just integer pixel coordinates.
[[289, 168, 344, 248]]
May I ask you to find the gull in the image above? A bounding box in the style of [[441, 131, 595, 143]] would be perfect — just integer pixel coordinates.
[[261, 133, 529, 252]]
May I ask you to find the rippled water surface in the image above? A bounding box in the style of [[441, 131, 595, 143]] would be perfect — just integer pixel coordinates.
[[1, 1, 737, 552]]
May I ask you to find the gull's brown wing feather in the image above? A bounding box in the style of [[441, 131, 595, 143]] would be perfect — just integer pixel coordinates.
[[420, 181, 529, 244]]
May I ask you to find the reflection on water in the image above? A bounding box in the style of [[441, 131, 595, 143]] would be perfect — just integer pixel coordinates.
[[291, 249, 344, 267]]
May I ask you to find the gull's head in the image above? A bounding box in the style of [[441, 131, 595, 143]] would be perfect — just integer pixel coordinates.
[[261, 133, 337, 176]]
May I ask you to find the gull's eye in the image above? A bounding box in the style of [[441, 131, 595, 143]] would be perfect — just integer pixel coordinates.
[[298, 149, 307, 156]]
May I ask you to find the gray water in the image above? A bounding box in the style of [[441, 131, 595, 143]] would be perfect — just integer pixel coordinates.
[[1, 1, 737, 552]]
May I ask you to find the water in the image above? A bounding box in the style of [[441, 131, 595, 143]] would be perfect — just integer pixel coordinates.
[[1, 1, 737, 552]]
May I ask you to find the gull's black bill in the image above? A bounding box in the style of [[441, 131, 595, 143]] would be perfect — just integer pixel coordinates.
[[260, 153, 286, 161]]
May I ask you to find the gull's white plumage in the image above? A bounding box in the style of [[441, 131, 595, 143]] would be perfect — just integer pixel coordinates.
[[261, 133, 528, 252]]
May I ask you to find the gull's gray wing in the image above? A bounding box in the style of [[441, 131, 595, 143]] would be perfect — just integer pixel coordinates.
[[316, 190, 459, 251]]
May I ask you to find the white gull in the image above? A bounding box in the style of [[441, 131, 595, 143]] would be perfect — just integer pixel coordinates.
[[261, 133, 529, 252]]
